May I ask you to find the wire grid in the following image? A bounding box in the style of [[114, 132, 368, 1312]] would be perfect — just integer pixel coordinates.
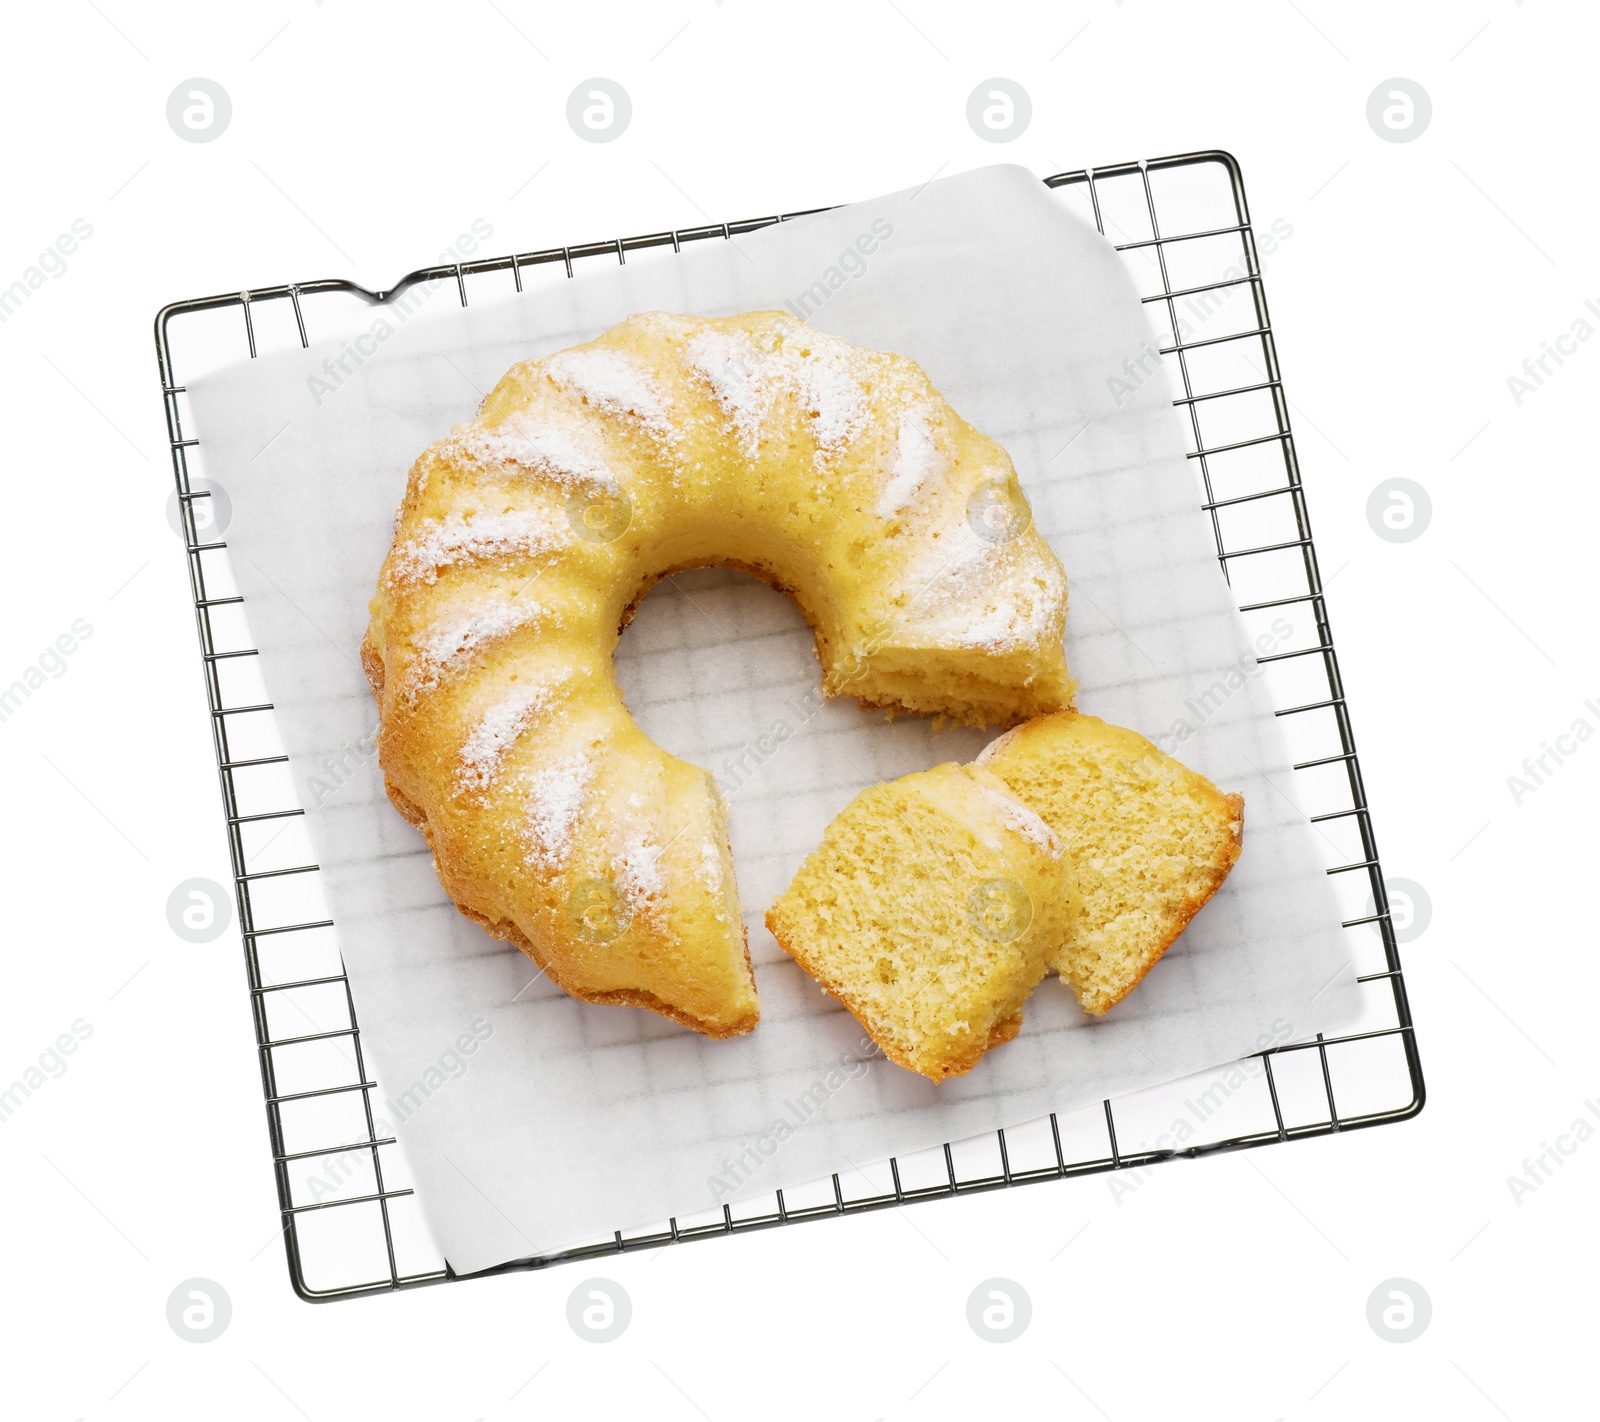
[[154, 150, 1423, 1302]]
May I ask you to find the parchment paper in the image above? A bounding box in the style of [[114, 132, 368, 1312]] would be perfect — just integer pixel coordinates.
[[187, 164, 1359, 1274]]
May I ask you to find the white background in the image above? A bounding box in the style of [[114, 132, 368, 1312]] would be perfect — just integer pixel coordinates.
[[1, 1, 1593, 1417]]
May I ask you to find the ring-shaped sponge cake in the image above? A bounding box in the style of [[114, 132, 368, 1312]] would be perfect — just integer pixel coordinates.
[[363, 311, 1073, 1037]]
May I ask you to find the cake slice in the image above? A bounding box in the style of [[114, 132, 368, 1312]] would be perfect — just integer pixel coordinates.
[[976, 712, 1244, 1015], [766, 763, 1075, 1081]]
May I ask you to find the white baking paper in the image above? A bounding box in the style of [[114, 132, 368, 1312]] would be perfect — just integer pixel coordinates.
[[186, 164, 1359, 1275]]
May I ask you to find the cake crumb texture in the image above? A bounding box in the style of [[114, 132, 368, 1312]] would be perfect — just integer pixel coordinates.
[[977, 712, 1244, 1015], [767, 762, 1075, 1081]]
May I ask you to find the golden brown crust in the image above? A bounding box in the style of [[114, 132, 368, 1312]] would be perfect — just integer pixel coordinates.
[[364, 625, 758, 1038], [985, 1008, 1024, 1052], [465, 901, 758, 1039], [360, 625, 386, 700], [365, 312, 1072, 1041]]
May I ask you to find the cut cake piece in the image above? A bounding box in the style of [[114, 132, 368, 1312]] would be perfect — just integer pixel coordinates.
[[766, 762, 1075, 1082], [976, 711, 1244, 1016]]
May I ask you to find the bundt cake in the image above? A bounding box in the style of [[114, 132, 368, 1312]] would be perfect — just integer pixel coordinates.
[[975, 712, 1244, 1015], [363, 311, 1073, 1038], [766, 763, 1076, 1080]]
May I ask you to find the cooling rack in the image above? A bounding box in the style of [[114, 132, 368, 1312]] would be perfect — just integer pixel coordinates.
[[154, 150, 1423, 1302]]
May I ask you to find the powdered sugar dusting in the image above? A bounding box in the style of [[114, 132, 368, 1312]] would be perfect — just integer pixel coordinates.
[[895, 518, 1064, 653], [457, 672, 569, 794], [876, 399, 942, 518], [697, 836, 724, 894], [418, 598, 541, 669], [453, 413, 611, 489], [686, 329, 770, 455], [795, 339, 868, 458], [973, 779, 1059, 855], [403, 596, 546, 702], [546, 347, 676, 439], [696, 833, 734, 924], [974, 723, 1027, 767], [948, 599, 1021, 650], [525, 745, 601, 871], [617, 834, 665, 917], [386, 508, 566, 587], [686, 321, 868, 467]]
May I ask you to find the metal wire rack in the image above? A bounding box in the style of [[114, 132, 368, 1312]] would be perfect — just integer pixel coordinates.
[[154, 150, 1423, 1302]]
